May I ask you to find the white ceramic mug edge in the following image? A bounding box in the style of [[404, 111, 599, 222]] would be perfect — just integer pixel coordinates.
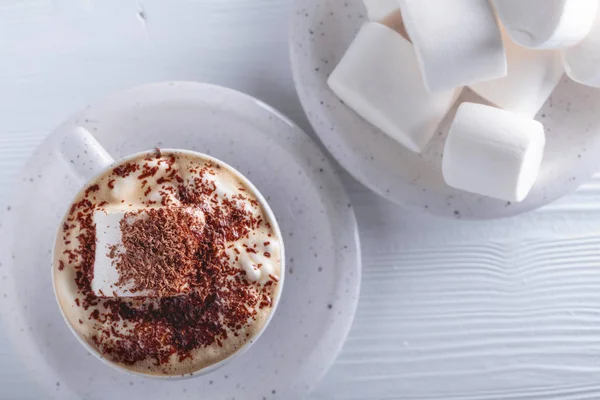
[[51, 146, 286, 380]]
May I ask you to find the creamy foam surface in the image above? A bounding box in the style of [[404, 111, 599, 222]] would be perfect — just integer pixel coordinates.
[[53, 150, 282, 376]]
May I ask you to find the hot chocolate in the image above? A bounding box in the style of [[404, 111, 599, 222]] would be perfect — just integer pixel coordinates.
[[53, 149, 283, 376]]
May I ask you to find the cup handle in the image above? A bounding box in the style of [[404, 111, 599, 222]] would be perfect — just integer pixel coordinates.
[[58, 127, 115, 182]]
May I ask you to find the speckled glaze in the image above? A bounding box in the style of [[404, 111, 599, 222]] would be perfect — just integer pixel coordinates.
[[0, 82, 361, 399], [289, 0, 600, 219]]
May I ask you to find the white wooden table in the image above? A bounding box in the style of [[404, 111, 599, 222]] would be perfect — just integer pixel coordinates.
[[3, 1, 600, 399]]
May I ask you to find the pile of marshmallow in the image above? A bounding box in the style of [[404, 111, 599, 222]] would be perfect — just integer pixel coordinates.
[[328, 0, 600, 202]]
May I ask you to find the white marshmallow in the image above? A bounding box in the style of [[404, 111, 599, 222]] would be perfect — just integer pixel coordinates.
[[470, 28, 564, 117], [399, 0, 506, 92], [92, 208, 140, 297], [92, 207, 204, 297], [363, 0, 399, 21], [241, 258, 262, 283], [327, 22, 458, 153], [442, 103, 545, 202], [493, 0, 599, 49], [229, 243, 277, 285], [563, 4, 600, 87]]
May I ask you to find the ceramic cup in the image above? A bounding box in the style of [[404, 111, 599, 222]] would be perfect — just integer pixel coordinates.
[[51, 127, 285, 379]]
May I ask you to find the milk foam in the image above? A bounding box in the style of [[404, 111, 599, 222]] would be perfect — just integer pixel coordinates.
[[53, 150, 283, 376]]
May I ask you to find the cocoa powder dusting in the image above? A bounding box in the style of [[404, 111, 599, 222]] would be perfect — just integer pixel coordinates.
[[111, 207, 205, 297], [112, 162, 139, 178], [59, 154, 276, 370]]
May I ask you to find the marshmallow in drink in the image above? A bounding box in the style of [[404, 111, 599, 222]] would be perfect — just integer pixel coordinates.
[[327, 22, 458, 153], [92, 208, 137, 297], [493, 0, 599, 49], [470, 28, 564, 118], [442, 103, 545, 202], [363, 0, 399, 21], [399, 0, 506, 92], [563, 4, 600, 87], [92, 206, 205, 297]]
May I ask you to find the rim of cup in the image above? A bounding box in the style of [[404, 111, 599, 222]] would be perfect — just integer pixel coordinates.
[[51, 148, 286, 379]]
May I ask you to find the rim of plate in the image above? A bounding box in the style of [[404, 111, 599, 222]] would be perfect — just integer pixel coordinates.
[[0, 81, 362, 398]]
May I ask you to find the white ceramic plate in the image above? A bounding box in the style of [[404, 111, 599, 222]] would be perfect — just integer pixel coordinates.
[[0, 82, 361, 400], [290, 0, 600, 219]]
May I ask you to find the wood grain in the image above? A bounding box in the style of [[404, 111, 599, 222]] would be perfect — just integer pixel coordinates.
[[316, 236, 600, 400]]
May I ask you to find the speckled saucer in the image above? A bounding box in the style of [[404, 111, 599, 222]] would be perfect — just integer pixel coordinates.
[[0, 82, 361, 399], [290, 0, 600, 219]]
